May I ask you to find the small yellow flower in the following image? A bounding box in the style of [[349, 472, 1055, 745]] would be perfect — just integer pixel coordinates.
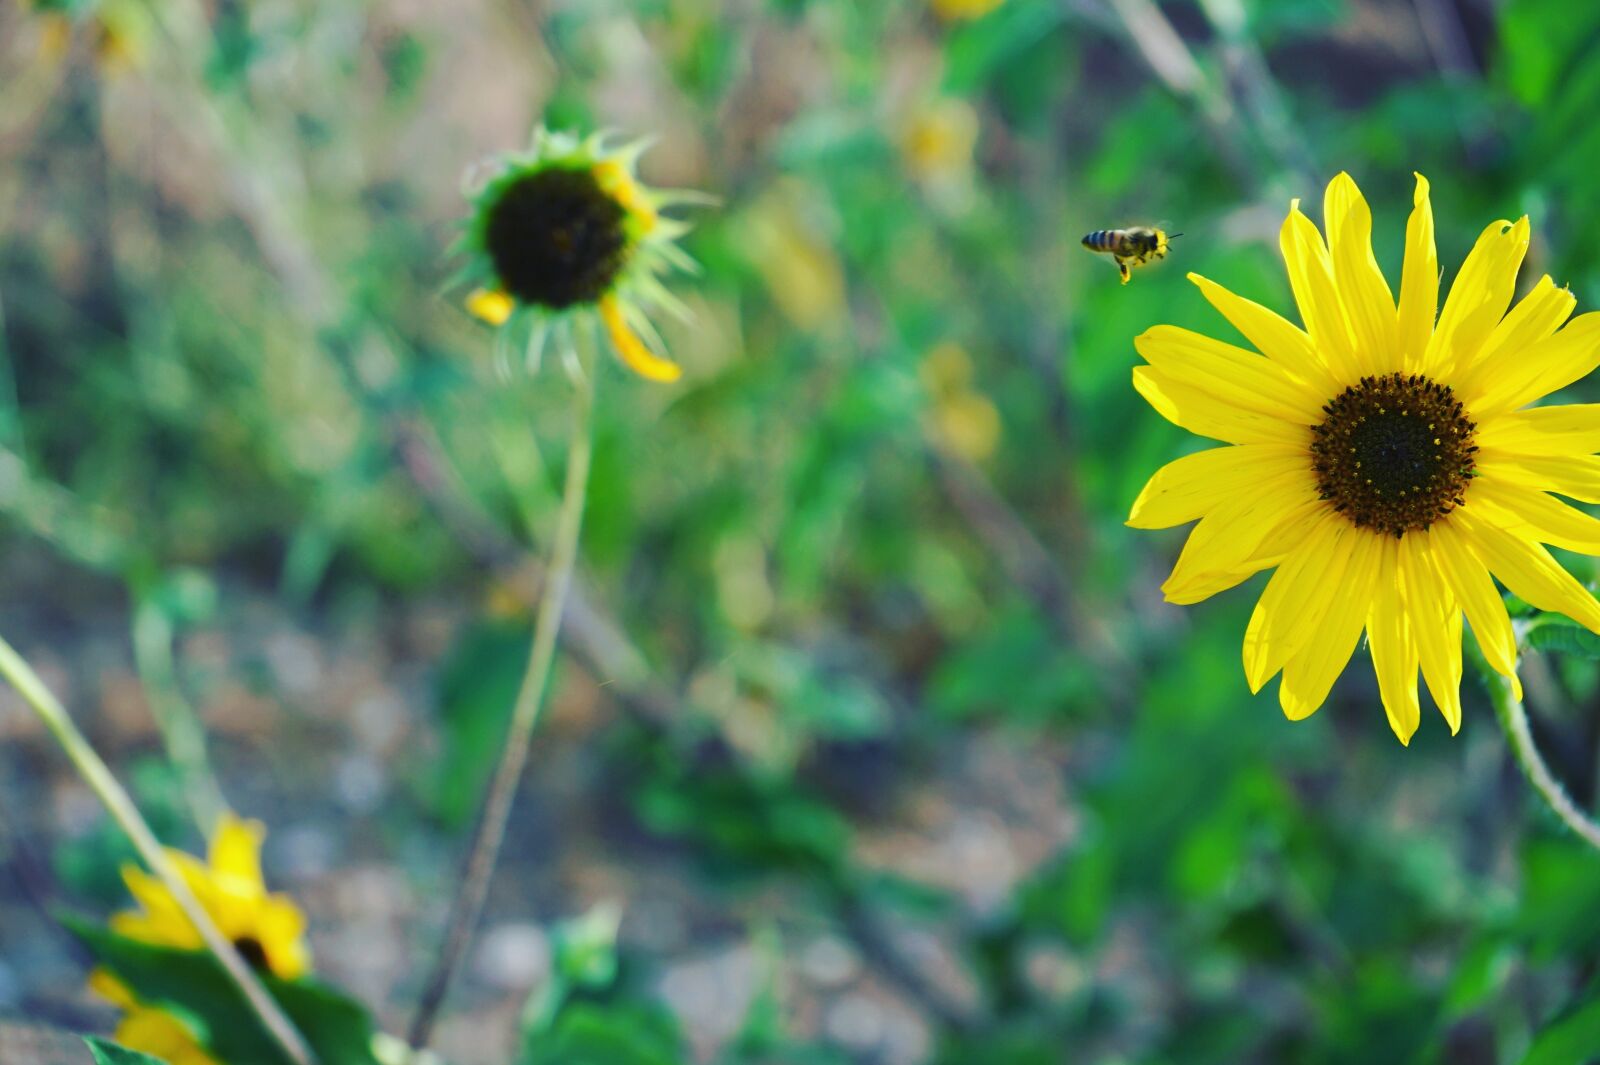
[[459, 128, 702, 383], [23, 0, 150, 70], [930, 0, 1007, 21], [921, 342, 1001, 462], [87, 970, 220, 1065], [900, 98, 980, 184], [1131, 171, 1600, 744], [91, 813, 310, 1063]]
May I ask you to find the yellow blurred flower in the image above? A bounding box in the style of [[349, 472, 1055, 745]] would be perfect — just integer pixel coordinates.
[[24, 0, 150, 70], [90, 813, 310, 1063], [87, 970, 220, 1065], [900, 98, 979, 184], [921, 342, 1001, 462], [930, 0, 1007, 21], [739, 180, 847, 332], [461, 128, 703, 383]]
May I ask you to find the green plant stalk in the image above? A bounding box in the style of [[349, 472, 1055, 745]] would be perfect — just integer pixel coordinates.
[[407, 358, 598, 1050], [0, 635, 316, 1065], [132, 601, 227, 834], [1476, 644, 1600, 851]]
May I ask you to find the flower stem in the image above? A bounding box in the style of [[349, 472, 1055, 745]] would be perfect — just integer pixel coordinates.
[[407, 357, 598, 1050], [1476, 645, 1600, 852], [132, 599, 227, 833], [0, 635, 315, 1065]]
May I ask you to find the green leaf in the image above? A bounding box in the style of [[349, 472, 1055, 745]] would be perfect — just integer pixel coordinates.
[[418, 619, 530, 826], [522, 1002, 685, 1065], [1522, 991, 1600, 1065], [1524, 615, 1600, 659], [941, 1, 1064, 95], [67, 919, 380, 1065], [84, 1038, 171, 1065]]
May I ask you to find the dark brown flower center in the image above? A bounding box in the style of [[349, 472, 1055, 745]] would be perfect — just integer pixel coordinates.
[[1311, 373, 1477, 538], [483, 167, 629, 310], [234, 935, 271, 972]]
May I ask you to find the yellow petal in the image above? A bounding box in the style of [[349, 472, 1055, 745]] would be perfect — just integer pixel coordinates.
[[1128, 443, 1310, 529], [1466, 476, 1600, 554], [115, 1006, 219, 1065], [208, 813, 266, 894], [1454, 276, 1575, 387], [1280, 200, 1360, 383], [259, 896, 312, 979], [89, 967, 138, 1009], [1278, 529, 1382, 720], [1134, 325, 1324, 423], [466, 287, 514, 326], [1453, 508, 1600, 633], [1458, 311, 1600, 417], [1161, 489, 1322, 605], [1430, 518, 1521, 698], [1476, 403, 1600, 456], [1323, 172, 1396, 375], [601, 295, 682, 382], [1242, 512, 1356, 691], [1424, 217, 1529, 378], [1400, 533, 1463, 733], [1476, 452, 1600, 503], [1396, 173, 1438, 374], [1367, 537, 1422, 745], [1132, 367, 1309, 447], [1187, 273, 1343, 397], [111, 911, 203, 950]]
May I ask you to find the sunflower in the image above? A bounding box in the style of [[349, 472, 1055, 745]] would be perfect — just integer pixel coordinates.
[[90, 813, 310, 1063], [1130, 171, 1600, 743], [458, 128, 699, 383]]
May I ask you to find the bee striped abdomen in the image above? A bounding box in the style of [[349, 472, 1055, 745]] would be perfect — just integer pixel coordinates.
[[1083, 229, 1121, 251]]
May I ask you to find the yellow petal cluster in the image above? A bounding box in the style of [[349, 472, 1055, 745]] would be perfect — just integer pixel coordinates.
[[1132, 172, 1600, 743]]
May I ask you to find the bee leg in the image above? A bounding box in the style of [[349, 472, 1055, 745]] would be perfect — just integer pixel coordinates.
[[1117, 259, 1131, 284]]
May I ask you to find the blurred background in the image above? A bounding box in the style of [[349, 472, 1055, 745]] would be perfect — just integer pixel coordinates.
[[4, 0, 1600, 1061]]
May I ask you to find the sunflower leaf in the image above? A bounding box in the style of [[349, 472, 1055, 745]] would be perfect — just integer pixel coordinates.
[[64, 917, 380, 1065], [1523, 615, 1600, 659], [84, 1037, 170, 1065], [1521, 987, 1600, 1065]]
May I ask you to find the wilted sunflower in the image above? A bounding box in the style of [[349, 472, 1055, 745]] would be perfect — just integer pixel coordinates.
[[459, 128, 699, 383], [1130, 171, 1600, 743], [90, 813, 310, 1063]]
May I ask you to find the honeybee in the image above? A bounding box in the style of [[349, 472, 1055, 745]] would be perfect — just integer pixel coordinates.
[[1082, 227, 1180, 284]]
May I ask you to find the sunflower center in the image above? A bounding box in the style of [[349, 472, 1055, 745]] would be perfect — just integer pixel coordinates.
[[1310, 372, 1477, 538], [483, 166, 629, 310], [234, 935, 271, 972]]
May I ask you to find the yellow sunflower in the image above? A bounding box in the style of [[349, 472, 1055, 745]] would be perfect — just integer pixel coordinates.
[[459, 128, 700, 383], [1130, 171, 1600, 743], [90, 813, 310, 1063]]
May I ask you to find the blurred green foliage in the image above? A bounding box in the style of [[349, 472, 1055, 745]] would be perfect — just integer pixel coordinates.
[[8, 0, 1600, 1062]]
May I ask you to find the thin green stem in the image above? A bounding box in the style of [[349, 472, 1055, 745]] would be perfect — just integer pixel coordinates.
[[132, 600, 227, 833], [0, 635, 315, 1065], [407, 358, 598, 1049], [1476, 645, 1600, 852]]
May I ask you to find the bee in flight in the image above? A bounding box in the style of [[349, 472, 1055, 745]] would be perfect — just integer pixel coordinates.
[[1082, 227, 1180, 284]]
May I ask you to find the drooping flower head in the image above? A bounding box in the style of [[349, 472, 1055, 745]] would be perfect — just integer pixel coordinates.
[[89, 813, 310, 1064], [1130, 172, 1600, 743], [458, 127, 699, 383]]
